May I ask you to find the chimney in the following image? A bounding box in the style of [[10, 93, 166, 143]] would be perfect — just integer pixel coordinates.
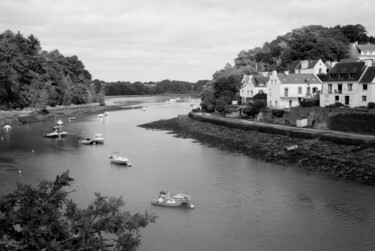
[[272, 70, 277, 76], [301, 60, 309, 69], [284, 71, 289, 75]]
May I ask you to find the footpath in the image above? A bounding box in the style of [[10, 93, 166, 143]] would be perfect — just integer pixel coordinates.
[[190, 112, 375, 146]]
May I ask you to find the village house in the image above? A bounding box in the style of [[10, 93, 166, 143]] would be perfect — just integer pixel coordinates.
[[267, 71, 322, 109], [319, 61, 375, 108], [239, 73, 269, 105], [348, 42, 375, 65], [294, 59, 328, 74]]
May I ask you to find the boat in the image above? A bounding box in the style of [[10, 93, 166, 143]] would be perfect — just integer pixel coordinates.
[[56, 119, 63, 126], [142, 107, 146, 111], [43, 130, 68, 138], [79, 134, 104, 145], [285, 144, 298, 151], [151, 191, 195, 208], [98, 114, 104, 118], [4, 124, 11, 131], [104, 112, 109, 116], [109, 152, 132, 166], [69, 117, 76, 121]]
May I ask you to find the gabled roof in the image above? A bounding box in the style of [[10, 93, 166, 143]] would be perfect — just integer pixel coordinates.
[[357, 44, 375, 51], [277, 73, 321, 84], [295, 59, 320, 70], [326, 62, 367, 81], [252, 75, 269, 87], [360, 66, 375, 83], [339, 58, 360, 63]]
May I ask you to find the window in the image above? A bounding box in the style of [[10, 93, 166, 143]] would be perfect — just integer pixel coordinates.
[[307, 87, 311, 95], [247, 90, 249, 95], [259, 90, 264, 93], [298, 87, 302, 94], [335, 96, 339, 101], [348, 84, 353, 91], [251, 91, 253, 95], [362, 96, 367, 102], [328, 84, 333, 94], [284, 88, 288, 97], [363, 84, 368, 90]]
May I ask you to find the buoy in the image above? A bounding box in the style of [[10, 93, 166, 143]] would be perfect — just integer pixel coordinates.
[[189, 204, 195, 209], [18, 170, 22, 174], [32, 150, 35, 153]]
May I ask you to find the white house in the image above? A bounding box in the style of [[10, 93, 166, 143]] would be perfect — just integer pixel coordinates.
[[267, 71, 322, 109], [349, 42, 375, 64], [319, 61, 375, 107], [294, 59, 327, 75], [240, 73, 269, 104]]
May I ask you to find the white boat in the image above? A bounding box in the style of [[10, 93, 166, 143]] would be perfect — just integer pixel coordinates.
[[151, 191, 194, 208], [79, 134, 104, 145], [142, 107, 146, 111], [4, 124, 11, 131], [43, 130, 68, 138], [98, 114, 104, 118], [109, 152, 132, 166], [56, 120, 63, 126]]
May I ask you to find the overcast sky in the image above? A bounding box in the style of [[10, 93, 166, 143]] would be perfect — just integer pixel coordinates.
[[1, 0, 374, 83]]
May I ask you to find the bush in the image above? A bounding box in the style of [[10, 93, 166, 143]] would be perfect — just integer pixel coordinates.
[[368, 102, 375, 109], [300, 99, 320, 107], [215, 98, 227, 113], [243, 100, 267, 117], [328, 113, 375, 133], [207, 104, 215, 113], [192, 108, 201, 112], [0, 171, 156, 250], [271, 109, 285, 118]]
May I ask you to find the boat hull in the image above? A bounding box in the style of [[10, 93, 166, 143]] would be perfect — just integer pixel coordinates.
[[151, 201, 182, 207]]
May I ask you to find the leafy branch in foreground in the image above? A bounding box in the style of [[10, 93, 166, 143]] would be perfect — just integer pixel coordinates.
[[0, 171, 156, 251]]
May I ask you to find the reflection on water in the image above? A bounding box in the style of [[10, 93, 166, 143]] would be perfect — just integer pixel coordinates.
[[1, 95, 375, 251]]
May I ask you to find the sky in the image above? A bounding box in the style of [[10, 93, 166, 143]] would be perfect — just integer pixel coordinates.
[[1, 0, 375, 83]]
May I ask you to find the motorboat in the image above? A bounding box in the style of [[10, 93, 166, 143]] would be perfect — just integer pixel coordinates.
[[104, 112, 109, 116], [98, 114, 104, 118], [43, 130, 68, 138], [142, 107, 146, 111], [151, 191, 195, 208], [109, 152, 132, 166], [79, 134, 104, 145], [56, 119, 63, 126], [4, 124, 11, 131], [93, 134, 104, 144]]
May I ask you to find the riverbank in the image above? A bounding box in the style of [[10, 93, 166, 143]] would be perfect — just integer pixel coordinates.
[[0, 103, 124, 125], [139, 114, 375, 185]]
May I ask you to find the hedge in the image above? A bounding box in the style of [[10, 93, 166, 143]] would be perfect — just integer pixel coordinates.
[[328, 113, 375, 134]]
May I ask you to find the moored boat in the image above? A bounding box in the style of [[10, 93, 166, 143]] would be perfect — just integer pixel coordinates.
[[109, 152, 132, 166], [151, 191, 195, 208]]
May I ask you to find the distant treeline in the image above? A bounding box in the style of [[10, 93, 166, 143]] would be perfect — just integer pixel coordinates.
[[93, 79, 208, 96], [0, 30, 102, 110]]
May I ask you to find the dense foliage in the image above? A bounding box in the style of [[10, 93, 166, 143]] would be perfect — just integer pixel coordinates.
[[0, 171, 156, 250], [328, 113, 375, 133], [0, 30, 99, 109], [103, 79, 208, 96]]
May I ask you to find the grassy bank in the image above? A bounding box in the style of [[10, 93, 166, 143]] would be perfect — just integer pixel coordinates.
[[139, 115, 375, 185]]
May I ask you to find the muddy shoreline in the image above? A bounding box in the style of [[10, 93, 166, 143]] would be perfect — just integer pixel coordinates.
[[139, 115, 375, 185]]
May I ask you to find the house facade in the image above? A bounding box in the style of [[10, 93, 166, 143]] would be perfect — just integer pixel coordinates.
[[240, 73, 269, 104], [267, 71, 322, 109], [349, 42, 375, 64], [294, 59, 327, 74], [319, 62, 375, 107]]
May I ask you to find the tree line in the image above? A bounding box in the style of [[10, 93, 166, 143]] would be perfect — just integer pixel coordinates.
[[0, 30, 102, 110], [94, 79, 208, 96], [200, 24, 375, 112]]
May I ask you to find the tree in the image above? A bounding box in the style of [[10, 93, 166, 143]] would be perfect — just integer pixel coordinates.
[[0, 171, 156, 250]]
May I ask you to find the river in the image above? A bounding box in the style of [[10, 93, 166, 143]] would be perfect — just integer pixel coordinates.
[[1, 95, 375, 251]]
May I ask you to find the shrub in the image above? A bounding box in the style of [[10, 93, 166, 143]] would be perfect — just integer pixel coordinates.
[[206, 104, 215, 113], [368, 102, 375, 109], [215, 98, 227, 113], [328, 113, 375, 133], [192, 108, 201, 112], [0, 171, 156, 250], [271, 109, 285, 118], [243, 100, 267, 117], [300, 99, 320, 107]]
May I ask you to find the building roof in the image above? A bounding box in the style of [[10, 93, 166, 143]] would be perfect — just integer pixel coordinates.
[[357, 44, 375, 51], [295, 59, 320, 70], [326, 62, 367, 81], [252, 75, 269, 87], [277, 73, 321, 84], [360, 66, 375, 83], [339, 58, 360, 63]]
